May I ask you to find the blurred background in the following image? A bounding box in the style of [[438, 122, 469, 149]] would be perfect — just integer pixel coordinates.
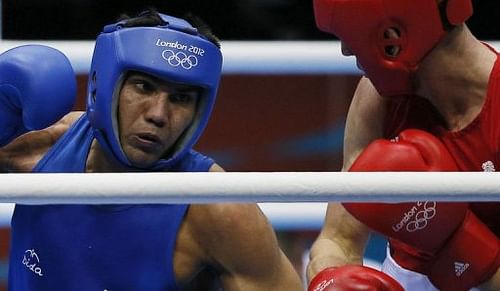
[[3, 0, 500, 40], [0, 0, 499, 289]]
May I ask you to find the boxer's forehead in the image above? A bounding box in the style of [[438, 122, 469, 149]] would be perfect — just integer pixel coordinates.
[[123, 71, 202, 93]]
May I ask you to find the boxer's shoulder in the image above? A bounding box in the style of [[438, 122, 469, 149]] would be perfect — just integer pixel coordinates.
[[186, 204, 267, 242], [182, 203, 278, 265], [343, 77, 388, 170], [47, 111, 84, 138]]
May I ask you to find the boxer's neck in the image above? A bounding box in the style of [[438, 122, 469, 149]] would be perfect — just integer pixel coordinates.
[[86, 139, 130, 173], [415, 25, 496, 131]]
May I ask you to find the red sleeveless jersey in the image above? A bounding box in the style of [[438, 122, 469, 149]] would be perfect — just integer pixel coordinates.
[[383, 54, 500, 236]]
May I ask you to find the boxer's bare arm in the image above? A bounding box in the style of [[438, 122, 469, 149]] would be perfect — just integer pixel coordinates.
[[174, 164, 302, 290], [192, 203, 302, 290], [342, 77, 387, 170], [306, 203, 370, 280], [307, 77, 387, 281], [0, 111, 84, 172]]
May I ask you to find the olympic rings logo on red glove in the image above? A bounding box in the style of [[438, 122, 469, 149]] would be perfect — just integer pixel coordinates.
[[392, 201, 437, 233], [407, 202, 436, 232]]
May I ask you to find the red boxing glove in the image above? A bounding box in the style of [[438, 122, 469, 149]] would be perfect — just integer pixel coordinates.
[[427, 210, 499, 291], [389, 211, 500, 291], [344, 129, 467, 253], [343, 129, 500, 290], [308, 265, 403, 291]]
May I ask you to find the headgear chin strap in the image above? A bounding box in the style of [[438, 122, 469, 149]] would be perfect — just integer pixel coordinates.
[[313, 0, 473, 97], [86, 13, 223, 170]]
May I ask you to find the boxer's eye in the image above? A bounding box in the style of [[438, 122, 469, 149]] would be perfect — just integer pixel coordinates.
[[169, 92, 197, 105], [133, 80, 156, 94]]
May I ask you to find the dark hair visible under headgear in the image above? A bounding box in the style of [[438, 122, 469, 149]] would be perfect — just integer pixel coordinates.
[[118, 8, 221, 48]]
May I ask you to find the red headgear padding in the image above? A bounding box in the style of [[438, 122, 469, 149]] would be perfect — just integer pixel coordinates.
[[313, 0, 473, 97]]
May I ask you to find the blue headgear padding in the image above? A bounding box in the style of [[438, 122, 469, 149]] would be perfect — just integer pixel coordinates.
[[86, 13, 223, 170]]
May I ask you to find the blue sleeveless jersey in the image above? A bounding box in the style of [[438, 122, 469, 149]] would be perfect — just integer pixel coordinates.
[[8, 114, 215, 291]]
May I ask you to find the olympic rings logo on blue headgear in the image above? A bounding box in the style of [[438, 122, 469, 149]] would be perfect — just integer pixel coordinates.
[[161, 49, 199, 70]]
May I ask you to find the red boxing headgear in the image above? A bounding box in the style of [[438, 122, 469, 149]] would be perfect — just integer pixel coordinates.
[[313, 0, 473, 96]]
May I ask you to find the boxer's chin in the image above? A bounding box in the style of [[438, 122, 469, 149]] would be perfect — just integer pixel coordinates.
[[122, 144, 161, 168]]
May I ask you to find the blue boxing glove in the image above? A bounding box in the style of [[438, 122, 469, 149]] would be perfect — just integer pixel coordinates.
[[0, 45, 76, 146]]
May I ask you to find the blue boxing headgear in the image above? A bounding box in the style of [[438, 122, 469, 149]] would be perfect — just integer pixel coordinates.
[[86, 13, 223, 170]]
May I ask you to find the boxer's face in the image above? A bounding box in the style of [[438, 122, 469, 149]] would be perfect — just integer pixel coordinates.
[[117, 72, 199, 167]]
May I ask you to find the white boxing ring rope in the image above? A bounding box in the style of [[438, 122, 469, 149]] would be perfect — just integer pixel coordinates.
[[0, 172, 498, 230], [0, 172, 499, 203], [0, 40, 358, 75]]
